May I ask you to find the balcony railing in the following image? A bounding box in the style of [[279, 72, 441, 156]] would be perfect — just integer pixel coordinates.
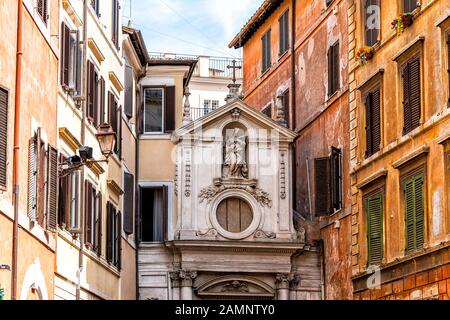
[[191, 107, 218, 121]]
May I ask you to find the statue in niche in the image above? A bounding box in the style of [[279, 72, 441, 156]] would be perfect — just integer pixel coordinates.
[[223, 127, 248, 179]]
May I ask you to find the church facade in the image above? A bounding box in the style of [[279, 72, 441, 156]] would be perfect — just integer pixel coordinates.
[[136, 81, 322, 299]]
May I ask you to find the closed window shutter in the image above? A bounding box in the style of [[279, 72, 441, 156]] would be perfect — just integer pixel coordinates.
[[116, 211, 122, 269], [333, 43, 340, 94], [85, 181, 93, 245], [262, 35, 266, 72], [92, 72, 99, 128], [58, 155, 68, 227], [328, 47, 333, 96], [367, 195, 383, 265], [405, 174, 425, 253], [47, 146, 58, 231], [95, 192, 102, 256], [106, 202, 113, 263], [123, 172, 134, 235], [278, 11, 289, 55], [409, 58, 421, 130], [0, 88, 8, 188], [98, 77, 105, 125], [43, 0, 48, 23], [371, 88, 381, 153], [365, 93, 373, 158], [402, 64, 412, 134], [403, 0, 416, 12], [163, 185, 169, 241], [331, 148, 342, 211], [447, 34, 450, 108], [28, 137, 38, 221], [61, 23, 70, 87], [165, 86, 176, 133], [124, 64, 133, 118], [87, 61, 94, 121], [37, 139, 47, 227], [315, 157, 331, 216], [365, 0, 379, 46]]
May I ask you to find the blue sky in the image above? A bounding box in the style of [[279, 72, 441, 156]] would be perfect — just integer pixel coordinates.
[[122, 0, 262, 58]]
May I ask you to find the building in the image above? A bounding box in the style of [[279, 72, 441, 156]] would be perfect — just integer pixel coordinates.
[[348, 0, 450, 300], [148, 53, 243, 122], [229, 0, 353, 299], [0, 0, 60, 300]]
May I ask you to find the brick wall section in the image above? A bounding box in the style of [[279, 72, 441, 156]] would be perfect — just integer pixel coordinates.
[[354, 264, 450, 300]]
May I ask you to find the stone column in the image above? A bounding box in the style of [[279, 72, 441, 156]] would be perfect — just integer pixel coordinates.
[[276, 94, 288, 127], [276, 274, 292, 300], [183, 87, 192, 125], [170, 271, 181, 300], [179, 270, 197, 300]]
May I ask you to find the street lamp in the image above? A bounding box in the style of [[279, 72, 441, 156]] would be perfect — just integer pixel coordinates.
[[59, 123, 116, 178]]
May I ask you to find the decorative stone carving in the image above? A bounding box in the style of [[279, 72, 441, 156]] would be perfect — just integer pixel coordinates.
[[224, 127, 248, 178], [280, 153, 286, 199], [254, 230, 276, 239], [276, 94, 288, 128], [231, 108, 241, 121], [221, 281, 250, 293], [185, 151, 191, 197], [174, 163, 178, 196], [198, 178, 272, 207], [275, 273, 294, 290], [178, 270, 198, 288], [296, 226, 306, 243], [170, 271, 181, 288], [182, 87, 192, 125], [196, 228, 218, 238]]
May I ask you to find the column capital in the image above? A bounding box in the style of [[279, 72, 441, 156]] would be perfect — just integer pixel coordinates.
[[179, 270, 198, 287], [275, 273, 295, 290]]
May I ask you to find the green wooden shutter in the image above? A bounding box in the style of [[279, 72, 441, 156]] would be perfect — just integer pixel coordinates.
[[414, 175, 425, 248], [402, 63, 412, 135], [367, 195, 383, 265], [404, 174, 425, 253]]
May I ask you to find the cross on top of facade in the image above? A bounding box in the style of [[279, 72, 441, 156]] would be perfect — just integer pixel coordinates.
[[227, 59, 242, 84]]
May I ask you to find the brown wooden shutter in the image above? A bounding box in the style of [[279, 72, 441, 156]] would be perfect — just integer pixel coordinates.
[[331, 148, 342, 211], [372, 88, 381, 153], [124, 64, 133, 118], [43, 0, 48, 23], [47, 146, 58, 232], [409, 57, 421, 130], [283, 90, 290, 126], [96, 192, 102, 256], [315, 157, 331, 216], [402, 64, 411, 135], [116, 211, 122, 269], [106, 202, 113, 262], [328, 47, 333, 96], [98, 77, 105, 125], [333, 42, 340, 93], [37, 138, 46, 227], [123, 172, 134, 235], [87, 61, 94, 122], [447, 33, 450, 108], [61, 23, 70, 87], [92, 71, 99, 128], [162, 185, 169, 241], [84, 181, 92, 245], [58, 155, 68, 228], [164, 86, 176, 133], [0, 88, 8, 188], [28, 137, 38, 221], [365, 93, 373, 158]]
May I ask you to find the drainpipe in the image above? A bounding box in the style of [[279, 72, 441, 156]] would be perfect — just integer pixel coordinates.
[[11, 0, 23, 301], [76, 0, 88, 301], [318, 239, 326, 300], [290, 0, 297, 212]]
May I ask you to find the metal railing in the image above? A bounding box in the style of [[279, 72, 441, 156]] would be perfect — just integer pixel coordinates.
[[190, 107, 218, 121]]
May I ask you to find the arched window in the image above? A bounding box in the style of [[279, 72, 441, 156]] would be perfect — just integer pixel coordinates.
[[217, 198, 253, 233]]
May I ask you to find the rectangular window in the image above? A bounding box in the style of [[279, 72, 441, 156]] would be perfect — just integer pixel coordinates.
[[364, 0, 380, 47], [328, 42, 340, 96], [106, 202, 121, 268], [211, 100, 219, 110], [262, 29, 272, 74], [58, 160, 81, 231], [0, 88, 8, 189], [279, 10, 290, 56], [402, 56, 421, 135], [364, 87, 381, 158], [282, 89, 290, 126], [123, 172, 135, 235], [140, 187, 168, 242], [261, 104, 272, 118], [124, 64, 133, 118], [366, 192, 384, 266], [108, 92, 121, 156], [84, 181, 102, 254], [111, 0, 120, 49], [403, 0, 417, 13], [87, 61, 100, 127], [143, 87, 176, 134], [91, 0, 100, 17], [37, 0, 48, 24], [314, 147, 343, 216], [203, 99, 212, 116], [61, 23, 82, 95], [403, 172, 425, 253]]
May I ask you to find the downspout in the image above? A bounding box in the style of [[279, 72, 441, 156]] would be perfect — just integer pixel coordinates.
[[290, 0, 297, 212], [318, 239, 326, 300], [76, 0, 88, 301], [11, 0, 23, 300]]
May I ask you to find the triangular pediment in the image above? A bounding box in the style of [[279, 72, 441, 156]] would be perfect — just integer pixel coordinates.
[[174, 98, 298, 142]]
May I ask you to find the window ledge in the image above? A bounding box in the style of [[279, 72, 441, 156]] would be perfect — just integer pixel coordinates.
[[140, 134, 172, 140]]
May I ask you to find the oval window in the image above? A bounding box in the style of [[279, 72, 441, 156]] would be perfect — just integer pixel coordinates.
[[216, 198, 253, 233]]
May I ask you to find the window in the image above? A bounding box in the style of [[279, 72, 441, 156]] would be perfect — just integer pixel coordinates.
[[91, 0, 100, 17], [262, 29, 272, 74], [217, 198, 253, 233], [211, 100, 219, 110], [279, 10, 290, 56], [401, 56, 421, 135], [364, 0, 380, 47], [87, 61, 103, 128], [402, 0, 418, 13], [203, 99, 212, 116], [37, 0, 48, 24], [364, 86, 381, 158], [123, 172, 135, 235], [60, 23, 81, 94], [124, 64, 133, 118], [328, 42, 340, 96], [28, 129, 58, 230], [111, 0, 120, 49], [84, 181, 102, 255], [261, 103, 272, 118], [140, 187, 168, 242], [58, 162, 80, 231], [106, 202, 121, 268], [0, 88, 8, 189], [314, 147, 343, 216], [403, 172, 425, 253], [108, 92, 121, 157], [365, 191, 384, 266], [143, 87, 176, 134]]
